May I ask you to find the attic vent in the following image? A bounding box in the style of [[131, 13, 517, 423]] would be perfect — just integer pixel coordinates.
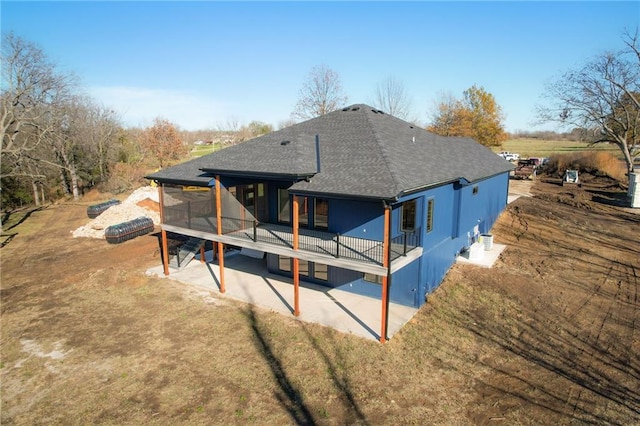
[[409, 125, 414, 129], [342, 107, 349, 111], [351, 107, 360, 111], [280, 140, 290, 146], [371, 109, 378, 114], [377, 110, 384, 114]]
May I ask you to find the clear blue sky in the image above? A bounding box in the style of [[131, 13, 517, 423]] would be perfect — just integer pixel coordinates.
[[2, 1, 639, 132]]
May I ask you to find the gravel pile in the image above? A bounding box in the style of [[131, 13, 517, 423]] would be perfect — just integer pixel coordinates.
[[72, 186, 161, 239]]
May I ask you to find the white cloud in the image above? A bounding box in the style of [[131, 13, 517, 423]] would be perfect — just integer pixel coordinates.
[[88, 86, 228, 130]]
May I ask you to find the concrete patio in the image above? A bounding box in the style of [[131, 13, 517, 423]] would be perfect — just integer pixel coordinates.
[[146, 250, 419, 342]]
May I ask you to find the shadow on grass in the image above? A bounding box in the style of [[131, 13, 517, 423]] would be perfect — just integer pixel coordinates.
[[2, 206, 46, 232], [0, 206, 47, 248], [244, 305, 317, 425], [1, 233, 18, 248], [302, 327, 369, 425], [241, 301, 370, 424]]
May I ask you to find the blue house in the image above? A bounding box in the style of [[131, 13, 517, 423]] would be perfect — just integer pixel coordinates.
[[147, 104, 512, 342]]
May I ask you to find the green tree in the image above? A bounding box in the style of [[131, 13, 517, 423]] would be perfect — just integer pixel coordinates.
[[427, 85, 507, 147]]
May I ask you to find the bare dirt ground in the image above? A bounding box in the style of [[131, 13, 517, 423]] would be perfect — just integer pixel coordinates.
[[1, 175, 639, 425]]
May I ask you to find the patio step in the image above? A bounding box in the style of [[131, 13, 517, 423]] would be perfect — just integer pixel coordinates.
[[169, 237, 205, 270]]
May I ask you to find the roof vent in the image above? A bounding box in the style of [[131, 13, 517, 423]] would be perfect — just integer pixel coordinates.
[[377, 110, 384, 114], [342, 107, 350, 111], [351, 107, 360, 111], [280, 140, 290, 146], [371, 109, 378, 114]]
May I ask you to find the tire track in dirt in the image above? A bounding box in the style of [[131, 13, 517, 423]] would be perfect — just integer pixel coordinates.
[[617, 263, 639, 382], [581, 260, 640, 416], [562, 258, 640, 418]]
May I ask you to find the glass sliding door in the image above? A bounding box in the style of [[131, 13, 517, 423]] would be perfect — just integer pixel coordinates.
[[314, 198, 328, 229], [298, 196, 309, 227], [278, 188, 290, 223]]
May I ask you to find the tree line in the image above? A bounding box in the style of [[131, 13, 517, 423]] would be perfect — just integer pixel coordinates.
[[2, 29, 638, 210]]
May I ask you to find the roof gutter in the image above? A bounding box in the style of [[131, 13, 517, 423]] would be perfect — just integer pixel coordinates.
[[397, 168, 512, 198], [198, 168, 316, 181]]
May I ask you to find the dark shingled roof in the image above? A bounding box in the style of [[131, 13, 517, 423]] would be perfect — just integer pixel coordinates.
[[146, 155, 216, 186], [147, 104, 513, 200]]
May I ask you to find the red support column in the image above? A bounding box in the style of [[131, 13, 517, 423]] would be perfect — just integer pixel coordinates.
[[157, 184, 170, 276], [200, 245, 205, 263], [161, 229, 170, 276], [215, 176, 225, 293], [292, 195, 300, 317], [380, 205, 391, 343]]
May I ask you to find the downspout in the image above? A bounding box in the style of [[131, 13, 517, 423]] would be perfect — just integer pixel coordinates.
[[158, 183, 170, 276], [315, 134, 321, 173], [380, 203, 392, 343], [292, 195, 300, 317], [215, 175, 225, 293]]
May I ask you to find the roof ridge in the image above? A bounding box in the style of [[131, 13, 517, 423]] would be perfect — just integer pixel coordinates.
[[363, 107, 405, 197]]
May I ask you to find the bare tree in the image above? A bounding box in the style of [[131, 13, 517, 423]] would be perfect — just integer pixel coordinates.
[[51, 97, 121, 197], [538, 29, 640, 178], [80, 102, 120, 183], [1, 33, 77, 201], [277, 118, 297, 130], [1, 34, 124, 203], [291, 65, 348, 121], [216, 116, 241, 132], [373, 76, 412, 120], [1, 34, 75, 174]]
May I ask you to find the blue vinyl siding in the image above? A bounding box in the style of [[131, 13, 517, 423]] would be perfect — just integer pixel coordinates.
[[456, 173, 509, 237], [260, 172, 509, 308], [328, 199, 384, 239]]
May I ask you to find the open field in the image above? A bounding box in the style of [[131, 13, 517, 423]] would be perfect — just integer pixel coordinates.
[[190, 143, 223, 157], [1, 174, 639, 425], [497, 138, 619, 159]]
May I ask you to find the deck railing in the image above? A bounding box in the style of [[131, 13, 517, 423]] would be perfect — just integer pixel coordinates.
[[219, 217, 420, 266], [163, 206, 421, 266]]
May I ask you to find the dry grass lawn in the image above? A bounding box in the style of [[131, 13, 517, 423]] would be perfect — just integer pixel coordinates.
[[1, 174, 639, 425]]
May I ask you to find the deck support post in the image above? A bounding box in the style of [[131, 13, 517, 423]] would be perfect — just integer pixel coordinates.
[[161, 230, 170, 276], [380, 205, 391, 343], [200, 244, 205, 263], [157, 183, 170, 276], [215, 176, 225, 293], [292, 195, 300, 317]]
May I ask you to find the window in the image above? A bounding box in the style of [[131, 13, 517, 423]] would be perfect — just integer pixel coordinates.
[[298, 196, 309, 227], [364, 273, 383, 284], [426, 198, 434, 233], [299, 259, 309, 277], [278, 256, 291, 272], [401, 199, 417, 232], [278, 189, 290, 223], [472, 186, 479, 195], [314, 198, 328, 229], [314, 263, 328, 281]]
